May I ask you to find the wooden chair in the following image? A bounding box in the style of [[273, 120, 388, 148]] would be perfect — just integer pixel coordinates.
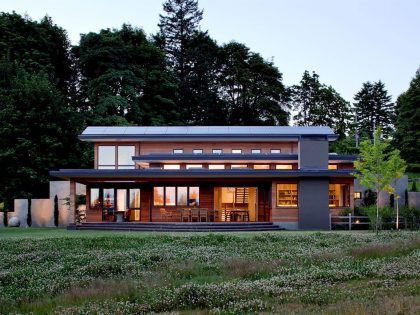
[[160, 208, 169, 222], [199, 208, 208, 222], [181, 208, 190, 222], [190, 208, 200, 222], [242, 211, 250, 222]]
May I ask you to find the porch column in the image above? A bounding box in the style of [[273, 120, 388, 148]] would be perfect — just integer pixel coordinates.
[[70, 180, 76, 224]]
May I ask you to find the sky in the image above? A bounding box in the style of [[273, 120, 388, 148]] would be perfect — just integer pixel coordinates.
[[1, 0, 419, 102]]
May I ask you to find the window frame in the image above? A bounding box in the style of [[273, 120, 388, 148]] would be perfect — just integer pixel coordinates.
[[276, 183, 298, 207], [251, 149, 261, 154], [153, 186, 200, 207], [212, 149, 223, 154], [97, 145, 136, 169], [253, 164, 270, 169], [231, 149, 242, 154], [270, 149, 281, 154], [192, 149, 203, 154], [173, 149, 184, 154], [275, 164, 293, 170], [208, 164, 225, 170]]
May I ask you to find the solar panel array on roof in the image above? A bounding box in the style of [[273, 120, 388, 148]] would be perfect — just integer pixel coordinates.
[[82, 126, 335, 136]]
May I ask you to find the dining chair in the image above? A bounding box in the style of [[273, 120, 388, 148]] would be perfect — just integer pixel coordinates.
[[190, 208, 200, 222], [160, 208, 168, 222], [181, 208, 190, 222], [199, 208, 208, 222]]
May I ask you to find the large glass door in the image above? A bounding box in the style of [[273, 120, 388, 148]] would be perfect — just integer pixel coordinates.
[[214, 187, 258, 222]]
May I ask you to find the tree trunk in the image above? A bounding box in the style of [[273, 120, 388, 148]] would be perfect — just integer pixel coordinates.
[[376, 189, 379, 235]]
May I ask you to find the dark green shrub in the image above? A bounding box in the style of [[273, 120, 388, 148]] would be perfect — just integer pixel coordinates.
[[411, 180, 418, 192], [27, 198, 32, 227], [363, 189, 376, 206], [360, 205, 394, 231], [54, 195, 59, 227]]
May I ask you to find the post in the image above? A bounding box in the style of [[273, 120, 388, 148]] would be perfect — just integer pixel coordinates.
[[329, 213, 331, 230], [70, 180, 76, 224], [349, 213, 352, 231], [396, 195, 400, 230]]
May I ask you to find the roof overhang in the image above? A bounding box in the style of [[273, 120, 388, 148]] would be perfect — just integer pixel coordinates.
[[50, 168, 355, 181]]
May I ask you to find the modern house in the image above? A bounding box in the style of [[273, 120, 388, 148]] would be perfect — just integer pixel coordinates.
[[50, 126, 357, 230]]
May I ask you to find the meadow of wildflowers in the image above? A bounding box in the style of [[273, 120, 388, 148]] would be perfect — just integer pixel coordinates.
[[0, 229, 419, 314]]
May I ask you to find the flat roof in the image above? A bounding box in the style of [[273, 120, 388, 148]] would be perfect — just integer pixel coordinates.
[[50, 168, 354, 181], [79, 126, 338, 142]]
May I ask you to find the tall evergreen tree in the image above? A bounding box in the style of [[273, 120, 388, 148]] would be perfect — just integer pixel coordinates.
[[291, 71, 351, 138], [353, 81, 394, 139], [394, 69, 420, 164], [218, 42, 289, 125], [75, 24, 180, 126], [158, 0, 205, 123]]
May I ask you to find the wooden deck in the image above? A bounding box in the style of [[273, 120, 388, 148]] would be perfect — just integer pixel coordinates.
[[68, 222, 284, 232]]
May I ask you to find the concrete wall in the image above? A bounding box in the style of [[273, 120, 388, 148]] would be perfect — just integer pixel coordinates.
[[3, 181, 85, 228], [354, 176, 408, 208], [298, 136, 328, 169], [298, 178, 330, 230], [408, 192, 420, 209]]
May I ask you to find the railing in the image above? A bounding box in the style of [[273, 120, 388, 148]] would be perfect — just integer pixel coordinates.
[[330, 214, 370, 230], [330, 213, 412, 230]]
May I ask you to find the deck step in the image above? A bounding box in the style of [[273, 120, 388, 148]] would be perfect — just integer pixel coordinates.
[[68, 222, 283, 232]]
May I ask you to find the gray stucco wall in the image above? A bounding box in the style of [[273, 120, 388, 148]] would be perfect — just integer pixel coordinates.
[[354, 176, 408, 208], [298, 178, 330, 230], [298, 136, 329, 169]]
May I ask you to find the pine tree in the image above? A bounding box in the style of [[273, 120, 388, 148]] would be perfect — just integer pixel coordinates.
[[158, 0, 203, 77], [353, 81, 395, 139], [394, 69, 420, 164]]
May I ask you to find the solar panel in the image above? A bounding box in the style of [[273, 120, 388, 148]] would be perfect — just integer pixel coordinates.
[[81, 125, 335, 136]]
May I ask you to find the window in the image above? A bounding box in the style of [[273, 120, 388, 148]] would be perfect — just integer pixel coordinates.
[[251, 149, 261, 154], [209, 164, 225, 169], [189, 187, 200, 206], [165, 187, 176, 206], [232, 149, 242, 154], [354, 192, 362, 199], [254, 164, 270, 169], [98, 146, 116, 169], [173, 149, 183, 154], [164, 164, 181, 170], [103, 188, 115, 209], [276, 184, 298, 207], [98, 145, 135, 169], [231, 164, 248, 169], [186, 164, 203, 169], [193, 149, 203, 154], [177, 187, 188, 206], [118, 146, 135, 169], [90, 188, 100, 208], [212, 149, 222, 154], [153, 186, 199, 206], [276, 164, 293, 170], [153, 187, 164, 206], [271, 149, 281, 154], [328, 164, 338, 170], [117, 189, 127, 211], [129, 189, 141, 208], [329, 184, 350, 207]]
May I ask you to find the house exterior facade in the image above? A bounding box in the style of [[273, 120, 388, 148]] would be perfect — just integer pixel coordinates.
[[50, 126, 357, 230]]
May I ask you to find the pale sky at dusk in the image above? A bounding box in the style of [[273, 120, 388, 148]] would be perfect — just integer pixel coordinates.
[[1, 0, 419, 102]]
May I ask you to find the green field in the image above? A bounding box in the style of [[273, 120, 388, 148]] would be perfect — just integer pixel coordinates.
[[0, 228, 419, 314]]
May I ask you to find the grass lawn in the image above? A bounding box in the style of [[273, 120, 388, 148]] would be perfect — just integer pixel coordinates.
[[0, 228, 419, 314]]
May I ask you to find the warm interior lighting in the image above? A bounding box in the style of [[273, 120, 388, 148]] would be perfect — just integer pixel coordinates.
[[328, 164, 338, 170], [209, 164, 225, 169], [164, 164, 181, 170], [253, 164, 270, 169], [276, 164, 293, 170], [354, 192, 362, 199]]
